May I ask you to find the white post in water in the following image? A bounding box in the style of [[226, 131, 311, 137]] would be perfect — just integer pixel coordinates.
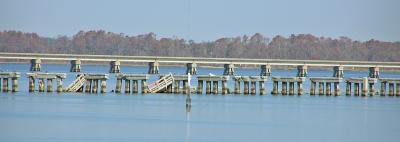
[[362, 77, 369, 96]]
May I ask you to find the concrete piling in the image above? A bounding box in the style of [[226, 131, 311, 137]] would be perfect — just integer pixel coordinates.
[[12, 78, 18, 92], [289, 82, 294, 95], [47, 79, 53, 92], [326, 82, 331, 96], [388, 83, 394, 96], [212, 81, 218, 94], [85, 79, 92, 93], [297, 65, 308, 77], [175, 80, 180, 93], [297, 81, 303, 95], [109, 60, 120, 73], [197, 80, 203, 94], [148, 62, 159, 74], [206, 81, 211, 94], [92, 80, 98, 93], [396, 83, 400, 96], [333, 66, 344, 78], [222, 80, 228, 95], [234, 79, 241, 94], [282, 82, 287, 95], [346, 81, 351, 96], [369, 83, 375, 96], [380, 82, 386, 96], [186, 63, 197, 75], [259, 81, 265, 95], [125, 79, 131, 93], [3, 78, 8, 92], [132, 80, 138, 93], [243, 81, 249, 95], [116, 79, 122, 93], [250, 81, 256, 94], [362, 77, 368, 96], [30, 59, 41, 71], [319, 82, 324, 95], [142, 80, 148, 93], [57, 79, 63, 93], [184, 80, 190, 94], [310, 81, 316, 95], [70, 59, 81, 72], [334, 82, 340, 96], [260, 64, 271, 76], [29, 77, 35, 92], [38, 79, 45, 92], [354, 83, 359, 96], [100, 79, 106, 93], [223, 64, 235, 75], [369, 67, 379, 78], [272, 81, 278, 95]]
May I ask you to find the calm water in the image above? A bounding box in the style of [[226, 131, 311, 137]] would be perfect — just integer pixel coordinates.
[[1, 64, 400, 142]]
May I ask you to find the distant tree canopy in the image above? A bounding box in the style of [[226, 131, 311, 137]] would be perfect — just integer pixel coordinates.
[[0, 30, 399, 61]]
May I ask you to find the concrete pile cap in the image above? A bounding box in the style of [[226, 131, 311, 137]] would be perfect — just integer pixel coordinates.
[[83, 73, 109, 79], [379, 78, 400, 83], [272, 76, 306, 82], [26, 72, 66, 79], [116, 73, 149, 80], [197, 75, 228, 81], [346, 77, 377, 83], [310, 77, 342, 82], [0, 72, 21, 78]]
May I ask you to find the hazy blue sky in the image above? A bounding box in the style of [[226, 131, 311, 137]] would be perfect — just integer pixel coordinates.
[[0, 0, 399, 41]]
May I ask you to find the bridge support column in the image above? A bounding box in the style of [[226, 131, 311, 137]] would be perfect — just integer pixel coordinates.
[[346, 81, 351, 96], [289, 82, 294, 95], [29, 77, 35, 92], [250, 81, 256, 95], [380, 82, 386, 96], [47, 79, 53, 92], [297, 65, 308, 77], [362, 77, 368, 96], [148, 62, 159, 74], [243, 81, 249, 95], [92, 80, 98, 93], [174, 80, 180, 93], [85, 79, 92, 93], [109, 60, 120, 73], [213, 81, 218, 94], [132, 80, 138, 93], [57, 79, 63, 93], [281, 82, 287, 95], [197, 80, 203, 94], [310, 81, 316, 95], [260, 64, 271, 76], [183, 80, 189, 94], [234, 79, 241, 94], [70, 59, 81, 72], [30, 59, 41, 72], [396, 83, 400, 96], [142, 80, 148, 93], [222, 80, 228, 95], [100, 79, 106, 93], [318, 82, 324, 95], [354, 83, 359, 96], [369, 83, 375, 96], [205, 81, 211, 94], [259, 81, 265, 95], [272, 81, 278, 95], [297, 81, 303, 95], [334, 82, 340, 96], [186, 63, 197, 75], [125, 79, 131, 93], [38, 79, 45, 92], [333, 66, 344, 78], [3, 78, 9, 92], [369, 67, 379, 78], [115, 79, 122, 93], [223, 64, 234, 75], [12, 77, 18, 92], [326, 83, 331, 96], [389, 83, 394, 96]]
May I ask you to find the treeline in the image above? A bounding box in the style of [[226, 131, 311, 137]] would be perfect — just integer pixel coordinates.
[[0, 30, 399, 61]]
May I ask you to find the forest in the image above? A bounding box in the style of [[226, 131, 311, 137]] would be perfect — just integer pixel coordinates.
[[0, 30, 399, 61]]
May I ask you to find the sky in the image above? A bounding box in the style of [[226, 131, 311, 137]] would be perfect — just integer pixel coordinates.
[[0, 0, 399, 42]]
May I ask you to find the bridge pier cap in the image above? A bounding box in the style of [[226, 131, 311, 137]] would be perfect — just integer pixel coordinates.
[[70, 59, 81, 72]]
